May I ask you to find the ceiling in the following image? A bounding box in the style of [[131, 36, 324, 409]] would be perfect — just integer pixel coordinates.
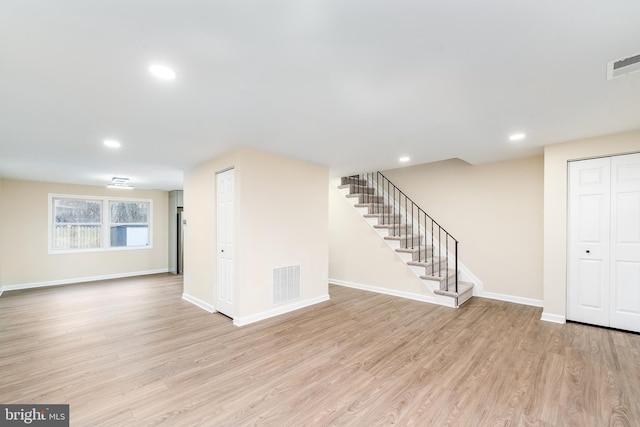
[[1, 1, 639, 191]]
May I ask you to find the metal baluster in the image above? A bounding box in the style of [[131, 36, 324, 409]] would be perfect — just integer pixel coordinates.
[[404, 195, 408, 248], [455, 240, 458, 294], [445, 234, 449, 290], [438, 227, 441, 278]]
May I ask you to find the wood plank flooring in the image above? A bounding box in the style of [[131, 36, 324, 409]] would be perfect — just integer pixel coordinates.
[[1, 274, 639, 426]]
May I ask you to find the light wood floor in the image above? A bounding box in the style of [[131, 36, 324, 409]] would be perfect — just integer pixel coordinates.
[[1, 274, 639, 426]]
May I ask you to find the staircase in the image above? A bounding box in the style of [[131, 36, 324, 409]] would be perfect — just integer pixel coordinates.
[[338, 173, 474, 307]]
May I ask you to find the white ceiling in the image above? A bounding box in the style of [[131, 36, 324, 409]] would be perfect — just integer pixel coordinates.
[[1, 1, 639, 191]]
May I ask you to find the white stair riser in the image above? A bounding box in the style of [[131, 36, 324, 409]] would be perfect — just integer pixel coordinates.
[[397, 252, 413, 262], [365, 217, 379, 226], [376, 228, 389, 237], [386, 239, 400, 250]]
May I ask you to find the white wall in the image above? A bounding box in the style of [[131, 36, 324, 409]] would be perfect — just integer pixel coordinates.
[[543, 130, 640, 322], [0, 179, 169, 288], [183, 147, 329, 325]]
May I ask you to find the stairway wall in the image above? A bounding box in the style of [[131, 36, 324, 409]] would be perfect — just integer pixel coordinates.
[[329, 178, 435, 299], [382, 156, 543, 303]]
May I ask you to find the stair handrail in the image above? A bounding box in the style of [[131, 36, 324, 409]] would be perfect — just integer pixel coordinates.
[[347, 172, 459, 294]]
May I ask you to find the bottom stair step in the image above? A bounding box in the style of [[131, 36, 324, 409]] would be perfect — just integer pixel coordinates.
[[433, 281, 474, 306]]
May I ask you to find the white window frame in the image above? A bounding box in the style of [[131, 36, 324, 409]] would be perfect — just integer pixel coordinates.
[[48, 194, 153, 254]]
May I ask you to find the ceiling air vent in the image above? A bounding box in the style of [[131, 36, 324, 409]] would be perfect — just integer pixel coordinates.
[[607, 52, 640, 80]]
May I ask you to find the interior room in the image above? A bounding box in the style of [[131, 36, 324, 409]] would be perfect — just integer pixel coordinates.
[[1, 1, 639, 425]]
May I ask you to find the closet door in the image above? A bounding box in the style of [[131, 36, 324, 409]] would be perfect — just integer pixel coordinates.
[[567, 157, 611, 327], [609, 153, 640, 332]]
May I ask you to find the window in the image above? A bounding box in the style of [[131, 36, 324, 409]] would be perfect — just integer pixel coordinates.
[[109, 201, 150, 247], [50, 195, 152, 253], [53, 198, 102, 250]]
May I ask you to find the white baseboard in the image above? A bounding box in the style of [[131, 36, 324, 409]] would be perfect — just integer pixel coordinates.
[[233, 294, 330, 327], [329, 279, 457, 308], [541, 312, 566, 324], [478, 291, 543, 307], [182, 293, 216, 313], [0, 269, 170, 294], [331, 278, 548, 310]]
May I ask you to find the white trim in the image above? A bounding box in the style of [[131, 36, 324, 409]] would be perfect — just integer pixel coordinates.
[[330, 279, 457, 308], [182, 293, 216, 313], [0, 269, 169, 293], [478, 291, 543, 307], [233, 294, 330, 327], [541, 312, 566, 324]]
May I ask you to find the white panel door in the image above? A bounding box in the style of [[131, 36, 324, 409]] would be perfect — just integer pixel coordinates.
[[216, 169, 235, 318], [567, 157, 611, 327], [610, 153, 640, 332]]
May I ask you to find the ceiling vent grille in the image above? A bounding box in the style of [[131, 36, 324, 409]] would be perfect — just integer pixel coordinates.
[[607, 52, 640, 80]]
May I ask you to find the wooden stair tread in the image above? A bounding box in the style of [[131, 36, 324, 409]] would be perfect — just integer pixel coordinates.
[[384, 235, 423, 241], [407, 257, 446, 267], [395, 246, 432, 254], [420, 268, 457, 281]]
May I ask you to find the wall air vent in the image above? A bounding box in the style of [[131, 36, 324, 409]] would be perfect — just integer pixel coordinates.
[[272, 265, 300, 305], [607, 52, 640, 80]]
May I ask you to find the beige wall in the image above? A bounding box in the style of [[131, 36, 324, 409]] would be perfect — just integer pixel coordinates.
[[341, 156, 543, 301], [183, 147, 329, 322], [0, 179, 169, 287], [543, 130, 640, 320]]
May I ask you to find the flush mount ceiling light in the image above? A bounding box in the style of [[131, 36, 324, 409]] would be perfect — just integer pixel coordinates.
[[399, 156, 411, 163], [149, 64, 176, 80], [107, 177, 134, 189], [509, 133, 526, 142], [103, 139, 121, 148]]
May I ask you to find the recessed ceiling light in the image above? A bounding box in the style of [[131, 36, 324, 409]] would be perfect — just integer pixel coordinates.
[[399, 156, 410, 163], [103, 139, 121, 148], [149, 64, 176, 80], [509, 133, 526, 141]]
